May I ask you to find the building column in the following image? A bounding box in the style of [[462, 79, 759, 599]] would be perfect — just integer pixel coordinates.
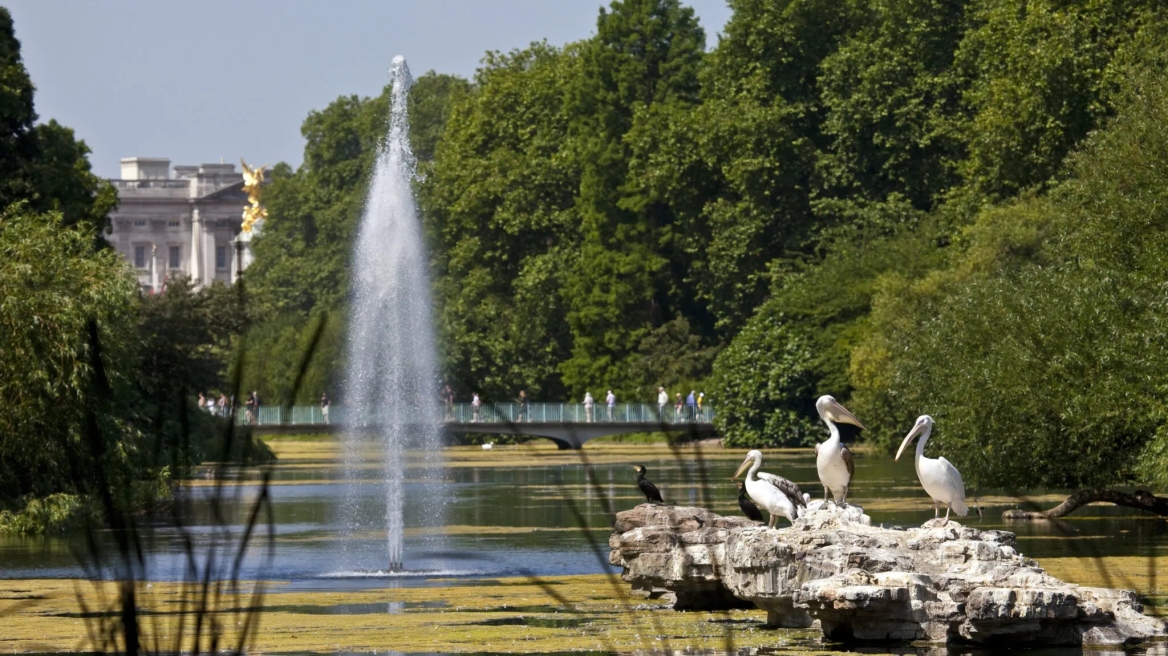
[[190, 206, 204, 285], [202, 222, 215, 287], [150, 244, 158, 294]]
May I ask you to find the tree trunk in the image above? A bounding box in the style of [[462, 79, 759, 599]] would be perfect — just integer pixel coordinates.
[[1002, 488, 1168, 520]]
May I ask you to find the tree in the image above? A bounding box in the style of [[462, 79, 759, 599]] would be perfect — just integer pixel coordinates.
[[0, 8, 37, 210], [560, 0, 708, 394], [710, 304, 818, 447], [856, 50, 1168, 488], [815, 0, 968, 213], [0, 207, 137, 502], [135, 278, 259, 466], [420, 43, 579, 401], [953, 0, 1163, 200], [409, 72, 472, 163]]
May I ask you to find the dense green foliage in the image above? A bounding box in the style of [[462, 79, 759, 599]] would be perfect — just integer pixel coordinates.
[[0, 208, 137, 501], [711, 305, 818, 447], [0, 204, 266, 531], [246, 0, 1168, 487], [855, 56, 1168, 488]]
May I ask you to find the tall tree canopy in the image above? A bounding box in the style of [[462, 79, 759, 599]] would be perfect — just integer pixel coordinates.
[[245, 0, 1168, 488]]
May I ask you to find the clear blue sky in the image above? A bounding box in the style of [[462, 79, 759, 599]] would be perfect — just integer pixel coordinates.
[[6, 1, 731, 179]]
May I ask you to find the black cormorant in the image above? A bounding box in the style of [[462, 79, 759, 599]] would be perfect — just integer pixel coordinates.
[[632, 465, 664, 503], [736, 482, 764, 522]]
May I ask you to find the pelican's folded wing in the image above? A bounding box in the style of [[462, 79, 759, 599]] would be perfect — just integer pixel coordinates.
[[757, 472, 806, 508], [938, 456, 966, 497], [841, 445, 855, 479]]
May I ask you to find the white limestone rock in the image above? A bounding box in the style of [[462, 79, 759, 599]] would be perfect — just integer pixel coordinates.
[[609, 503, 1166, 647]]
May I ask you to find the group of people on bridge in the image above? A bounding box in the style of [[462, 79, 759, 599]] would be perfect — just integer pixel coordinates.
[[444, 386, 708, 424], [196, 391, 266, 425], [657, 388, 706, 423]]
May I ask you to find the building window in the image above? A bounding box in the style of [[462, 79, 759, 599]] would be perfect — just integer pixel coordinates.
[[167, 220, 180, 227], [134, 245, 146, 269], [133, 220, 147, 227], [169, 245, 181, 270], [215, 245, 227, 270]]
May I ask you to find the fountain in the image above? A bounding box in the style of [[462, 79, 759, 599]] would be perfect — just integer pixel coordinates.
[[340, 56, 443, 573]]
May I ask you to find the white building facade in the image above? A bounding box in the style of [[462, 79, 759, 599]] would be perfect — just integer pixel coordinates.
[[107, 157, 254, 292]]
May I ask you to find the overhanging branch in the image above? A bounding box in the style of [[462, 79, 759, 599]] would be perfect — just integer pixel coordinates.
[[1003, 488, 1168, 520]]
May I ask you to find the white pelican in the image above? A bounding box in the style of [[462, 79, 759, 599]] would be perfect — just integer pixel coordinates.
[[732, 450, 806, 528], [896, 415, 968, 524], [814, 395, 865, 506]]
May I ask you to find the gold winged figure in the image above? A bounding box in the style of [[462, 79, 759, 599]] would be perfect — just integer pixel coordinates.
[[240, 159, 268, 233]]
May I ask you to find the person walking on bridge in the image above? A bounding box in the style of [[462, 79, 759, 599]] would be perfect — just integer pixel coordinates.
[[606, 390, 616, 421], [516, 390, 529, 423], [472, 393, 481, 422], [583, 391, 594, 422], [321, 392, 330, 424], [686, 391, 696, 421], [657, 387, 668, 421], [442, 385, 454, 421]]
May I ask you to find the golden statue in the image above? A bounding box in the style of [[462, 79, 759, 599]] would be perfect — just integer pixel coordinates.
[[240, 159, 268, 233]]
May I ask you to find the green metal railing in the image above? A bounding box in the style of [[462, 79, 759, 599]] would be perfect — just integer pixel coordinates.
[[230, 402, 715, 427]]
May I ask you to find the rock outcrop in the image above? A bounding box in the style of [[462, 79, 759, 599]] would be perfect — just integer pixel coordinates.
[[609, 502, 1166, 647]]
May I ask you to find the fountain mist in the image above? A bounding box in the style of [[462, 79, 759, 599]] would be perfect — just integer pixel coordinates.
[[341, 56, 443, 572]]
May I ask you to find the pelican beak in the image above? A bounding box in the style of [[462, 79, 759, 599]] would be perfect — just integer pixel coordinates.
[[732, 459, 751, 481], [896, 422, 926, 461], [826, 399, 865, 429]]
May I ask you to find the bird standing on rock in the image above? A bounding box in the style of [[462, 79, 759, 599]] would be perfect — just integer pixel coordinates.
[[632, 465, 664, 503], [732, 450, 805, 528], [896, 415, 968, 525], [814, 395, 865, 506], [736, 482, 764, 522]]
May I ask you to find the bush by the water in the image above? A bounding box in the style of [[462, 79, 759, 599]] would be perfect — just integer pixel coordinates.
[[711, 306, 817, 447]]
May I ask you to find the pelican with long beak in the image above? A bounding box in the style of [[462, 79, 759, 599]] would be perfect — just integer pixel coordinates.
[[732, 450, 805, 528], [896, 415, 967, 524], [814, 395, 865, 506]]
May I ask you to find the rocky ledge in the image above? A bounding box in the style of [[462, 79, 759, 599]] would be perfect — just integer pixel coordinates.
[[609, 502, 1166, 647]]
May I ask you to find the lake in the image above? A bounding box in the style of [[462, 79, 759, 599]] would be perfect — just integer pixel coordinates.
[[1, 440, 1164, 654]]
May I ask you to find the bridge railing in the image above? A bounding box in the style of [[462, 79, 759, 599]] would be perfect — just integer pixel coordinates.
[[231, 402, 714, 426], [449, 402, 714, 424]]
